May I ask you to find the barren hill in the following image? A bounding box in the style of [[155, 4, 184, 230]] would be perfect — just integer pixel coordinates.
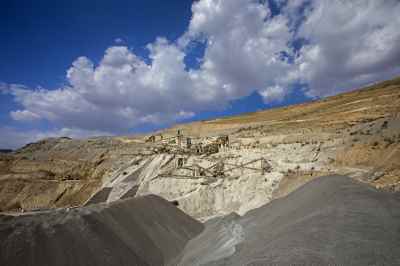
[[1, 76, 399, 219]]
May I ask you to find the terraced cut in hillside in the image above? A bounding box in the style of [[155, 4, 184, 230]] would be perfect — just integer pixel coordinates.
[[0, 77, 399, 219]]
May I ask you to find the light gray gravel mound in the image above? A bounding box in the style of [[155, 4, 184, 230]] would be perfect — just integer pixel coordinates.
[[176, 175, 400, 266], [0, 195, 204, 266]]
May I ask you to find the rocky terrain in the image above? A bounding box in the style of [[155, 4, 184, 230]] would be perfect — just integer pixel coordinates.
[[0, 76, 400, 221], [1, 175, 399, 266]]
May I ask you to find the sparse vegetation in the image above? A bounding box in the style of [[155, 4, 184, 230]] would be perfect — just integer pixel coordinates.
[[384, 137, 395, 147]]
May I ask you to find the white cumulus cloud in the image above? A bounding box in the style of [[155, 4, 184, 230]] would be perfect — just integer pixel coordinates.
[[10, 110, 41, 121], [293, 0, 400, 97], [2, 0, 400, 148]]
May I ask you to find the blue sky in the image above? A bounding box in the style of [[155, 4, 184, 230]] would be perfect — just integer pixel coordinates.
[[0, 1, 193, 88], [1, 0, 400, 148]]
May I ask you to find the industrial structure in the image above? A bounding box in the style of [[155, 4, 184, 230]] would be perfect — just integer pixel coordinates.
[[146, 130, 230, 156]]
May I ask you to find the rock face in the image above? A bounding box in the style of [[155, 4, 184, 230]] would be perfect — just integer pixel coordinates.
[[0, 195, 203, 266], [1, 76, 400, 220], [175, 175, 400, 266]]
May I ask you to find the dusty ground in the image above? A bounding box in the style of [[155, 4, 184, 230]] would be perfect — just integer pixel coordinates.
[[0, 76, 399, 218]]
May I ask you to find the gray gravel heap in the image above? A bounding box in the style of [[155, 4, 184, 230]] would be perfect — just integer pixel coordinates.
[[1, 175, 399, 266], [0, 195, 203, 266], [176, 175, 400, 266]]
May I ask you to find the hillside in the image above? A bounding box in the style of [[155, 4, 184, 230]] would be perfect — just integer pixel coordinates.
[[0, 76, 399, 219]]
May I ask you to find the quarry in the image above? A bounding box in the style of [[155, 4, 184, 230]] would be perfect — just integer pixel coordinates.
[[1, 77, 400, 265], [1, 77, 399, 219], [2, 0, 400, 264]]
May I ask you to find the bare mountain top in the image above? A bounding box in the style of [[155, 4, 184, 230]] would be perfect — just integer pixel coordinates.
[[163, 76, 400, 136]]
